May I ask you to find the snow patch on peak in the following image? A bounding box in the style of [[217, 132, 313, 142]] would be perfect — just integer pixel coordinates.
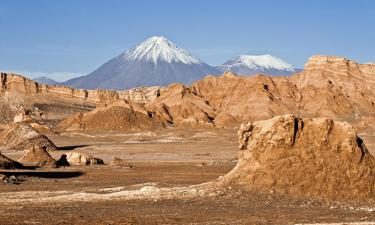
[[225, 54, 295, 72], [123, 36, 203, 65]]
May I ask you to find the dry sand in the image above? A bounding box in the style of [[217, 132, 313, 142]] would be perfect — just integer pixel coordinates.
[[0, 127, 374, 224]]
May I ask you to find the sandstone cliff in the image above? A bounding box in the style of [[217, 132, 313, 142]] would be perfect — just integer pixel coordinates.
[[0, 72, 163, 104], [0, 72, 162, 123]]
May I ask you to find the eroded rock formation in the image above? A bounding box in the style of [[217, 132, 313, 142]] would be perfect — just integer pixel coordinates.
[[18, 147, 57, 168], [220, 114, 375, 202]]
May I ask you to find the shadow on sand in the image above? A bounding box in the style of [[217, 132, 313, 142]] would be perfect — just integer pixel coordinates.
[[0, 171, 84, 179], [57, 145, 89, 151]]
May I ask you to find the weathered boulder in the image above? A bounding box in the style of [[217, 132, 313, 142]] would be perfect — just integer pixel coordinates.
[[59, 152, 104, 166], [221, 114, 375, 202]]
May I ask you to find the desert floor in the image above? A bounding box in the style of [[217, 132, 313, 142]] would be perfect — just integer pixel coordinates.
[[0, 127, 374, 225]]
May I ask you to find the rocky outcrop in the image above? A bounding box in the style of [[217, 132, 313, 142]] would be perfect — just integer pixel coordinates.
[[18, 147, 57, 168], [220, 115, 375, 202], [56, 100, 164, 131], [110, 157, 132, 167], [0, 123, 57, 151]]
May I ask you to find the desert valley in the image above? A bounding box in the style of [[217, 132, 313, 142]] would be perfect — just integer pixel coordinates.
[[1, 52, 375, 224], [1, 1, 375, 224]]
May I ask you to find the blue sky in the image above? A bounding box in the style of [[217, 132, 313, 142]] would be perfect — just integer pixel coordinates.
[[1, 0, 374, 81]]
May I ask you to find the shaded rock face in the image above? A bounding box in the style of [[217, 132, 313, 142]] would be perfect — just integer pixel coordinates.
[[18, 147, 57, 168], [57, 100, 165, 131], [222, 114, 375, 202], [0, 153, 22, 169], [0, 123, 57, 151], [62, 152, 103, 166]]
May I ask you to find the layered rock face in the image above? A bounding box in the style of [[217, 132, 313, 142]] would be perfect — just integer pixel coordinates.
[[221, 115, 375, 202], [0, 123, 57, 151]]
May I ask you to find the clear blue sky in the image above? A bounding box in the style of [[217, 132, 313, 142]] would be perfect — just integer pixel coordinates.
[[1, 0, 374, 81]]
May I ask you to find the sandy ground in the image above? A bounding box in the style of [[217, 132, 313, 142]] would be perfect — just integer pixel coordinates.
[[0, 127, 375, 225]]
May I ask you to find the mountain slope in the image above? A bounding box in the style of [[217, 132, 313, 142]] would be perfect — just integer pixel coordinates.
[[63, 36, 220, 90], [33, 76, 58, 85], [216, 54, 295, 76]]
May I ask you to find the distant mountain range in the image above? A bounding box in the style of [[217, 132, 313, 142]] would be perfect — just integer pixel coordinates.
[[39, 36, 298, 90]]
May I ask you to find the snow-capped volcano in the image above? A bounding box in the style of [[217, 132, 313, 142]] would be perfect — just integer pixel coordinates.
[[216, 54, 296, 76], [63, 36, 219, 90], [124, 36, 203, 65]]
